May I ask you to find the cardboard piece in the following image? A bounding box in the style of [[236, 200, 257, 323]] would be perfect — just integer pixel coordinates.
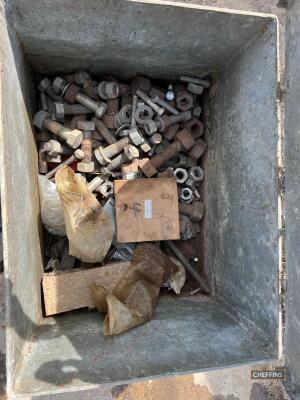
[[114, 178, 180, 242]]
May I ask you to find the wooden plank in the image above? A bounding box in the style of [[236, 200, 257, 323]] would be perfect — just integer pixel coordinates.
[[114, 178, 180, 242], [42, 262, 130, 316]]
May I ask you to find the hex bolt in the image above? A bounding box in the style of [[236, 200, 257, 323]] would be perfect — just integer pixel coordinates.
[[151, 95, 179, 115], [136, 89, 165, 116], [64, 83, 107, 119], [98, 81, 119, 100], [150, 133, 162, 145], [188, 139, 207, 160], [54, 103, 91, 119], [100, 145, 139, 175], [180, 187, 193, 203], [180, 76, 211, 89], [94, 137, 130, 165], [37, 78, 62, 102], [166, 240, 209, 291], [94, 118, 116, 145], [44, 139, 72, 157], [103, 98, 119, 129], [33, 110, 83, 149], [175, 89, 194, 112], [188, 166, 204, 182], [44, 149, 84, 179], [179, 201, 204, 222], [144, 111, 191, 135], [77, 121, 95, 173], [165, 124, 180, 141], [187, 82, 204, 95], [131, 95, 138, 128], [87, 175, 105, 192], [184, 118, 204, 138], [174, 168, 188, 184]]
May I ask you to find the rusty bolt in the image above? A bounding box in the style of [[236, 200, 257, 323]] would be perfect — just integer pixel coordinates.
[[174, 168, 188, 184], [100, 145, 139, 175], [38, 140, 49, 174], [94, 137, 130, 165], [188, 138, 207, 160], [54, 102, 91, 119], [76, 120, 95, 173], [149, 87, 165, 99], [98, 81, 119, 99], [44, 139, 72, 157], [165, 124, 180, 141], [180, 187, 193, 203], [136, 90, 164, 116], [176, 89, 193, 111], [131, 76, 151, 95], [94, 118, 116, 145], [184, 119, 204, 139], [179, 201, 204, 221], [151, 95, 179, 115], [180, 76, 211, 89], [34, 110, 83, 149], [37, 78, 61, 102], [64, 83, 107, 119], [118, 82, 131, 96], [175, 129, 196, 151], [130, 95, 138, 128], [44, 149, 84, 179], [188, 166, 204, 182]]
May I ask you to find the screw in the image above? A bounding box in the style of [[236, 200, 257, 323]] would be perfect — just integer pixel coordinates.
[[180, 76, 211, 88], [76, 121, 95, 173], [33, 110, 83, 149], [175, 89, 193, 112], [136, 89, 165, 116], [45, 149, 84, 179], [151, 95, 179, 115], [179, 201, 204, 222], [94, 137, 130, 165]]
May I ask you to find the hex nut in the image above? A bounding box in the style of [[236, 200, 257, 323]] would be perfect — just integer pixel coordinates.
[[175, 129, 196, 151], [135, 105, 153, 124], [52, 77, 66, 94], [172, 153, 188, 168], [94, 146, 111, 165], [184, 119, 204, 139], [189, 166, 204, 182], [37, 78, 51, 92], [188, 139, 207, 160], [129, 127, 145, 146], [77, 120, 95, 131], [174, 168, 188, 184], [66, 129, 83, 149], [180, 187, 193, 203], [124, 144, 139, 160], [176, 90, 193, 112], [77, 161, 95, 173], [187, 82, 204, 95], [192, 201, 205, 221], [144, 120, 157, 136], [33, 110, 49, 129]]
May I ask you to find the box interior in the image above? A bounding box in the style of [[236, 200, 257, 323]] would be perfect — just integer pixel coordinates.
[[0, 0, 279, 396]]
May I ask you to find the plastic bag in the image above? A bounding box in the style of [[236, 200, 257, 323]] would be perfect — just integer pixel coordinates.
[[38, 175, 66, 236], [92, 243, 186, 336], [55, 166, 114, 263]]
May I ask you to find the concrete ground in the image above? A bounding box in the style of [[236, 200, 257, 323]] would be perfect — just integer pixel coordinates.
[[0, 0, 290, 399]]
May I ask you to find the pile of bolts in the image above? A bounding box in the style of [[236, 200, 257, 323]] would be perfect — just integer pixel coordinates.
[[34, 71, 209, 254]]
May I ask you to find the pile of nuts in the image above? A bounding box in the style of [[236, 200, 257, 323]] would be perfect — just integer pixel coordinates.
[[34, 71, 209, 244]]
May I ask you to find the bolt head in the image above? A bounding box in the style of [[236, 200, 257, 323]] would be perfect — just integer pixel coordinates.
[[124, 144, 139, 160], [98, 81, 108, 99], [102, 114, 116, 129], [66, 129, 83, 149], [52, 77, 66, 94], [33, 110, 50, 129], [44, 139, 62, 156], [77, 161, 95, 173], [175, 128, 195, 151], [128, 127, 144, 146], [37, 78, 51, 93], [77, 120, 95, 131], [140, 141, 151, 153], [139, 158, 158, 177], [54, 102, 65, 119], [144, 120, 157, 136], [74, 149, 85, 160], [95, 103, 108, 119], [94, 147, 109, 166], [150, 133, 162, 145]]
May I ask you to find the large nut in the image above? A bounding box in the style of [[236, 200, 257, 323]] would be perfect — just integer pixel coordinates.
[[189, 166, 204, 182], [175, 129, 196, 151], [188, 139, 207, 159], [77, 120, 95, 131], [135, 105, 153, 124], [52, 77, 66, 94], [124, 144, 139, 160], [37, 78, 51, 92], [33, 110, 49, 129], [128, 127, 144, 146], [176, 90, 193, 111], [187, 82, 204, 95], [184, 119, 204, 139], [174, 168, 188, 184], [144, 120, 157, 136], [66, 129, 83, 149], [77, 161, 95, 173], [180, 187, 193, 203]]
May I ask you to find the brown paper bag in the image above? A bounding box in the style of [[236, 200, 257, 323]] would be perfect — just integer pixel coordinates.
[[92, 243, 186, 336], [55, 166, 114, 263]]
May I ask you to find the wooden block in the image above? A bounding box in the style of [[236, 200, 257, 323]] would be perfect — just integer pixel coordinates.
[[114, 178, 180, 242], [42, 262, 130, 316]]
